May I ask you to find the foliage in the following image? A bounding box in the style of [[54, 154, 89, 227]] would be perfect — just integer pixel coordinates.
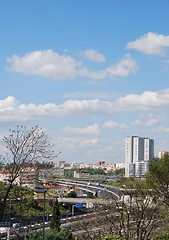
[[0, 183, 66, 222], [146, 154, 169, 206], [107, 168, 125, 176], [94, 178, 165, 240], [97, 234, 124, 240], [154, 233, 169, 240], [50, 198, 61, 230], [64, 168, 76, 178], [64, 168, 106, 179], [30, 228, 73, 240], [10, 185, 34, 199], [76, 168, 106, 175], [105, 177, 144, 188], [113, 168, 125, 175], [67, 190, 77, 198], [12, 197, 45, 217], [0, 125, 56, 221], [0, 183, 39, 218]]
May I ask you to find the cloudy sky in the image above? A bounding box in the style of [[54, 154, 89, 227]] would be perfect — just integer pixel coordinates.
[[1, 0, 169, 164]]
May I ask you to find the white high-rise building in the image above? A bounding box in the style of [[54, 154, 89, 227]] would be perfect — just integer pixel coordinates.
[[125, 136, 154, 177]]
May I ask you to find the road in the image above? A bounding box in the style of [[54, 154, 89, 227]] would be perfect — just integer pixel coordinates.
[[56, 180, 122, 200]]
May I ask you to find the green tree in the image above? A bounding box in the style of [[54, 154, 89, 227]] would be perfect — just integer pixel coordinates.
[[114, 168, 125, 175], [50, 198, 61, 231], [64, 168, 76, 178], [67, 190, 77, 198], [93, 178, 165, 240], [98, 234, 124, 240], [107, 168, 125, 176], [30, 229, 73, 240], [78, 168, 106, 175], [146, 154, 169, 206], [0, 125, 56, 222]]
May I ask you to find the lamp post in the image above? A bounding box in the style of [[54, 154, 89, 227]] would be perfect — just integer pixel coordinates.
[[72, 204, 76, 216], [34, 188, 47, 240]]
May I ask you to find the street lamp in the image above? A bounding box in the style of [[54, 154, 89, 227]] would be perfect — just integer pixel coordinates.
[[34, 188, 47, 240]]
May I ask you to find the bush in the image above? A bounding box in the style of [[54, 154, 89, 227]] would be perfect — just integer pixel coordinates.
[[30, 228, 73, 240], [97, 234, 124, 240], [67, 190, 77, 198]]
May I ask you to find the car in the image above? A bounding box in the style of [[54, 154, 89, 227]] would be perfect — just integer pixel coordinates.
[[12, 223, 20, 228]]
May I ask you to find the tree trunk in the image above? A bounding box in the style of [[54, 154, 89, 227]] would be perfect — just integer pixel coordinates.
[[0, 182, 13, 222]]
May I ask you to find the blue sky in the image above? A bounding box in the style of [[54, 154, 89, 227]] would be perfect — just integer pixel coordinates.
[[1, 0, 169, 164]]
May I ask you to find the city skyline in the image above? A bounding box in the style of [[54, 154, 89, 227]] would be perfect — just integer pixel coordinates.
[[1, 1, 169, 164]]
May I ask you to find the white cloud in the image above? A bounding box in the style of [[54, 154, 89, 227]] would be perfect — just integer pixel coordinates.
[[1, 89, 169, 122], [158, 127, 169, 133], [56, 136, 99, 150], [78, 138, 99, 147], [0, 97, 114, 121], [114, 89, 169, 111], [62, 91, 118, 100], [103, 118, 160, 131], [79, 54, 138, 79], [126, 32, 169, 56], [105, 54, 138, 77], [131, 119, 159, 127], [64, 124, 100, 135], [83, 49, 105, 62], [103, 120, 127, 129], [61, 99, 113, 114], [6, 50, 138, 80], [7, 49, 81, 80]]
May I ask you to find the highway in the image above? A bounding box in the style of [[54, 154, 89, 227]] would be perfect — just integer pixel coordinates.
[[56, 180, 122, 200], [0, 180, 122, 238], [58, 197, 113, 205]]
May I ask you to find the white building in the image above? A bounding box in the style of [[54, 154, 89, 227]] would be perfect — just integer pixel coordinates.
[[125, 136, 154, 177], [155, 151, 169, 159]]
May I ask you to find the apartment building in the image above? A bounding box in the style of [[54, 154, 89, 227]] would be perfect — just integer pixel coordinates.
[[125, 136, 154, 177]]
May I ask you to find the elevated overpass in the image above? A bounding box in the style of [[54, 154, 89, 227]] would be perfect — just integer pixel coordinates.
[[56, 180, 122, 200], [58, 197, 113, 205]]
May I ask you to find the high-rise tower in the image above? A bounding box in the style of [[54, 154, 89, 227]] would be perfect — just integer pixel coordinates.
[[125, 136, 154, 177]]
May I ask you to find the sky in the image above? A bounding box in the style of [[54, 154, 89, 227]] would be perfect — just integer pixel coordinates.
[[0, 0, 169, 164]]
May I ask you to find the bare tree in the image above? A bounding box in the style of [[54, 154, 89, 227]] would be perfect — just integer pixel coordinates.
[[106, 195, 161, 239], [0, 125, 56, 222], [103, 182, 168, 240]]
